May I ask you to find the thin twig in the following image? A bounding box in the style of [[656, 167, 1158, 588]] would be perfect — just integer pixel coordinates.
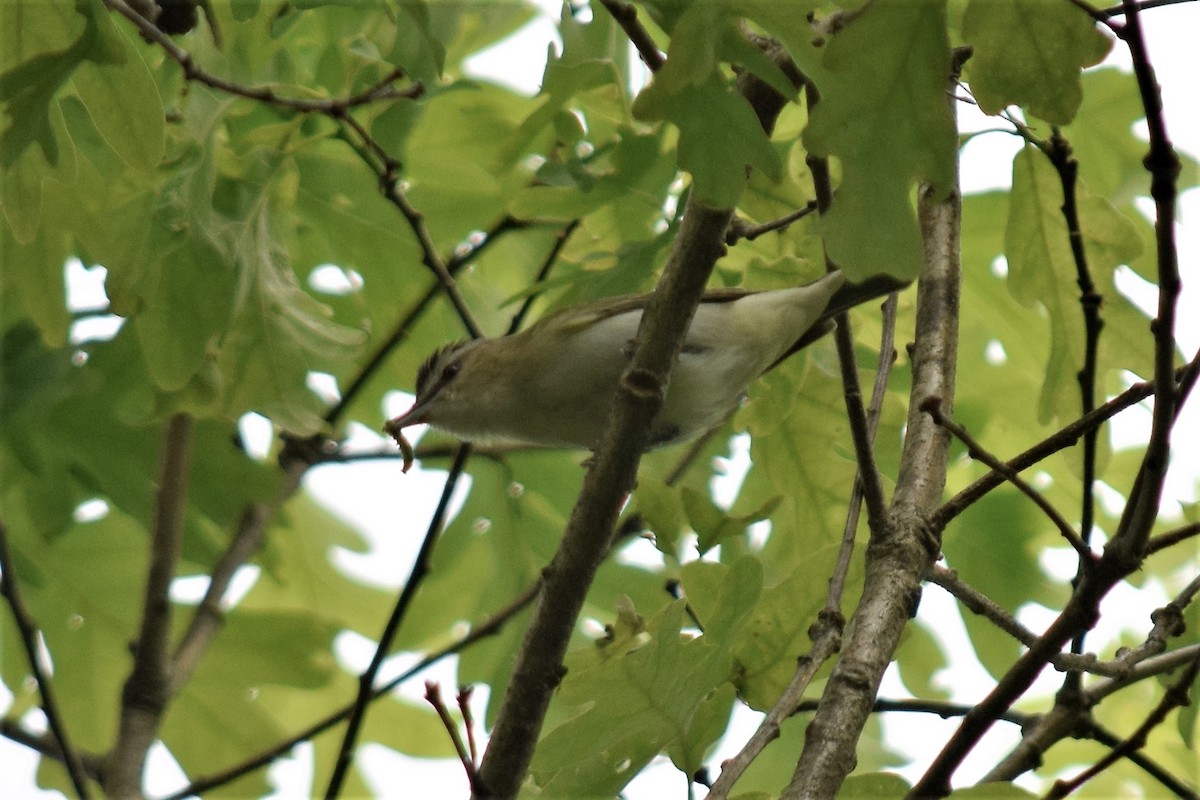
[[704, 617, 841, 799], [1041, 124, 1107, 688], [324, 214, 530, 427], [808, 140, 889, 526], [458, 686, 479, 766], [507, 219, 581, 335], [725, 201, 820, 245], [1145, 521, 1200, 555], [424, 682, 477, 789], [827, 294, 899, 609], [161, 578, 539, 799], [325, 444, 472, 799], [1043, 652, 1200, 799], [928, 566, 1113, 677], [0, 522, 94, 798], [922, 399, 1092, 560], [1104, 0, 1184, 567], [335, 114, 484, 340], [934, 357, 1198, 528], [102, 0, 421, 111], [598, 0, 665, 71]]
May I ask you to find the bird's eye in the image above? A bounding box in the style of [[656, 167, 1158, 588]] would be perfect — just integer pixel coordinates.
[[441, 362, 461, 383]]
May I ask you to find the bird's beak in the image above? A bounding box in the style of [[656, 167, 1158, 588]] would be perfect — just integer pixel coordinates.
[[383, 399, 432, 438]]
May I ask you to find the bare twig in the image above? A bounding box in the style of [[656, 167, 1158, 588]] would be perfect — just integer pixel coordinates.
[[458, 686, 479, 767], [704, 615, 842, 799], [1145, 521, 1200, 555], [1038, 125, 1108, 693], [102, 0, 421, 111], [934, 357, 1198, 528], [161, 579, 539, 799], [828, 295, 899, 609], [922, 399, 1092, 560], [325, 444, 472, 799], [0, 522, 93, 798], [335, 115, 485, 340], [1043, 652, 1200, 799], [424, 683, 478, 789], [107, 414, 194, 797], [725, 201, 820, 245], [324, 214, 529, 428], [507, 219, 581, 335], [806, 117, 889, 527], [598, 0, 665, 71]]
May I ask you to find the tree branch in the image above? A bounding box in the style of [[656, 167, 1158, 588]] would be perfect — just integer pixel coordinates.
[[107, 413, 193, 797], [161, 579, 540, 799], [1043, 652, 1200, 799], [0, 521, 94, 797], [472, 198, 734, 797], [471, 32, 803, 797], [933, 357, 1198, 529], [324, 445, 472, 798], [784, 135, 963, 800], [922, 400, 1093, 560], [911, 6, 1188, 792], [102, 0, 422, 111], [598, 0, 665, 72]]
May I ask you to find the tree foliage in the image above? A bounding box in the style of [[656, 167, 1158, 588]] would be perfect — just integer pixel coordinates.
[[1, 0, 1197, 798]]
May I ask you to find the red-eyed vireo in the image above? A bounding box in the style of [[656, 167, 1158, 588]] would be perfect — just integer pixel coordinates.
[[385, 271, 904, 451]]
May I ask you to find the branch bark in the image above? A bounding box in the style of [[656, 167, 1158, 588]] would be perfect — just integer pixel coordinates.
[[472, 31, 802, 799], [471, 200, 734, 797], [106, 413, 194, 799], [783, 176, 961, 798]]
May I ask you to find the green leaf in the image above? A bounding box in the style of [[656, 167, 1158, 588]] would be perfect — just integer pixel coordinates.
[[635, 477, 687, 557], [804, 0, 957, 281], [532, 559, 759, 793], [70, 20, 165, 172], [963, 0, 1111, 124], [634, 75, 780, 207], [682, 487, 779, 556], [217, 207, 366, 434], [841, 772, 911, 798], [729, 562, 825, 710], [7, 509, 149, 751], [1005, 145, 1145, 427], [531, 598, 740, 796], [892, 621, 951, 702]]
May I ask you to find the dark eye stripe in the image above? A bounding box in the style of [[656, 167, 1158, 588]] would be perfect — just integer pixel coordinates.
[[415, 342, 466, 397]]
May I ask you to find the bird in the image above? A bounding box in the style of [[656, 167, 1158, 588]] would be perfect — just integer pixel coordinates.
[[384, 271, 905, 452]]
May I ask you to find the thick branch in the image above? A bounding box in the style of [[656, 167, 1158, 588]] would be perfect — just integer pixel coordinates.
[[472, 33, 801, 797], [107, 413, 193, 798], [784, 177, 962, 797], [472, 200, 734, 798], [910, 6, 1187, 793]]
